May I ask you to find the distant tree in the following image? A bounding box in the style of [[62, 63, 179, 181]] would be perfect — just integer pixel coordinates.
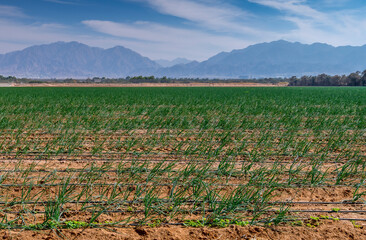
[[361, 70, 366, 86], [347, 72, 361, 86]]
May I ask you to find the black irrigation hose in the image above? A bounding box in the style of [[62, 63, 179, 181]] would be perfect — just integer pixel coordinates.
[[0, 170, 351, 178], [285, 210, 366, 213], [0, 168, 351, 174], [2, 130, 364, 136], [0, 141, 363, 150], [0, 182, 362, 188], [274, 201, 366, 205], [0, 132, 364, 139], [0, 158, 360, 164], [0, 155, 352, 160], [0, 151, 362, 158], [0, 151, 363, 157], [0, 169, 132, 173], [0, 131, 364, 138], [0, 182, 364, 190], [0, 200, 365, 206], [6, 126, 364, 132], [0, 159, 290, 163], [2, 209, 366, 215]]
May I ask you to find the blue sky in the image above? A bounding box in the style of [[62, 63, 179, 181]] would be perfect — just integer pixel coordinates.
[[1, 0, 366, 60]]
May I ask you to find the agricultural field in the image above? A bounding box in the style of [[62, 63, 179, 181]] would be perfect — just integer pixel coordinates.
[[0, 87, 365, 239]]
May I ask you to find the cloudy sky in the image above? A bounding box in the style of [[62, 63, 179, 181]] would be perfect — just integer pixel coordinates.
[[1, 0, 366, 60]]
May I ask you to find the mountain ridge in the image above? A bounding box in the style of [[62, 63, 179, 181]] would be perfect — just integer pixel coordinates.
[[154, 58, 193, 68], [158, 40, 366, 78], [0, 41, 160, 78], [1, 40, 366, 78]]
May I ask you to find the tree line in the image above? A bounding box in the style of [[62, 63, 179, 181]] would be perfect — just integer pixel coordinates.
[[288, 70, 366, 86], [2, 70, 366, 86], [0, 75, 283, 84], [0, 75, 16, 83]]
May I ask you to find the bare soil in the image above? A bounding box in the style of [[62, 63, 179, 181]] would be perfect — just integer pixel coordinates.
[[0, 83, 13, 87], [1, 221, 365, 240]]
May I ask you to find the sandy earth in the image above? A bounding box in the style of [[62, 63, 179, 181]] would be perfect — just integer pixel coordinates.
[[0, 83, 13, 87], [0, 221, 365, 240]]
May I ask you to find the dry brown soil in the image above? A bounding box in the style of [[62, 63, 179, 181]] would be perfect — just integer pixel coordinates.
[[1, 221, 365, 240]]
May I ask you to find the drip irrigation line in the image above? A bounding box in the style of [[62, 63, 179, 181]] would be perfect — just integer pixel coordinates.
[[0, 182, 361, 188], [1, 129, 364, 137], [1, 181, 365, 190], [0, 200, 365, 206], [0, 169, 353, 178], [0, 158, 360, 164], [0, 141, 363, 150], [0, 169, 131, 173], [285, 210, 366, 213], [0, 175, 363, 188], [2, 209, 366, 215], [0, 131, 364, 140], [0, 151, 362, 158], [0, 167, 350, 174], [0, 150, 362, 158], [0, 159, 260, 163], [1, 128, 365, 133], [323, 218, 366, 221], [0, 159, 254, 163], [273, 201, 366, 205]]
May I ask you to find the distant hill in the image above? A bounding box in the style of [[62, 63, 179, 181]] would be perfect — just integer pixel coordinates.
[[158, 40, 366, 78], [154, 58, 193, 68], [1, 40, 366, 78], [0, 42, 160, 78]]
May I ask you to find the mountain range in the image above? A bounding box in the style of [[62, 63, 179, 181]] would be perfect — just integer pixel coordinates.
[[154, 58, 192, 68], [1, 40, 366, 78], [0, 42, 160, 78], [172, 40, 366, 78]]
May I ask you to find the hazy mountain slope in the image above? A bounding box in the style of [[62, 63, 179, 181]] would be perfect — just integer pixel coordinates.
[[155, 58, 192, 67], [1, 40, 366, 78], [159, 40, 366, 78], [0, 42, 160, 78]]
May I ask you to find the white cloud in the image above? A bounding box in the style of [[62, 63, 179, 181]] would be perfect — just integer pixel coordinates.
[[249, 0, 366, 46], [248, 0, 327, 21], [281, 15, 366, 46], [0, 20, 71, 45], [82, 20, 254, 60], [134, 0, 262, 35], [80, 0, 283, 59], [318, 0, 352, 7], [0, 5, 28, 18], [0, 17, 251, 60], [0, 19, 120, 53], [43, 0, 79, 5]]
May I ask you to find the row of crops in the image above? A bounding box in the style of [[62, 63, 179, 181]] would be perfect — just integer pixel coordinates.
[[0, 87, 365, 230]]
